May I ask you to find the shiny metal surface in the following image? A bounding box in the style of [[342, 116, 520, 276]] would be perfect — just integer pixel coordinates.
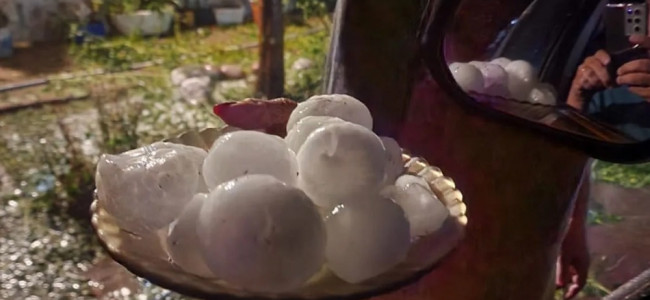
[[91, 127, 467, 300]]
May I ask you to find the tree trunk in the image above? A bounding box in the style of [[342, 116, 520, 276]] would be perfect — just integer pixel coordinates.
[[257, 0, 285, 98]]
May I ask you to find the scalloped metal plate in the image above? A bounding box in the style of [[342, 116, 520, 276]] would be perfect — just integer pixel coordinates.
[[91, 126, 467, 300]]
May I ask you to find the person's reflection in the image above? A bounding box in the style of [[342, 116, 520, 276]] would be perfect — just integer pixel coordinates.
[[568, 33, 650, 141]]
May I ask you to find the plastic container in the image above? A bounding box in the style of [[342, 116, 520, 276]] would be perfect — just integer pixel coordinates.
[[111, 10, 174, 36], [214, 6, 245, 26], [0, 27, 13, 58], [86, 21, 108, 37]]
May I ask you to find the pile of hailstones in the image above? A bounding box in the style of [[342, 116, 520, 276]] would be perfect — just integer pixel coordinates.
[[450, 57, 558, 106], [95, 94, 450, 293]]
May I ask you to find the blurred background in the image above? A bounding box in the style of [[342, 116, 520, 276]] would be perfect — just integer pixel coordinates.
[[0, 0, 646, 299]]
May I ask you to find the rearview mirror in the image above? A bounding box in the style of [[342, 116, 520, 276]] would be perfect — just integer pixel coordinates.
[[422, 0, 650, 163]]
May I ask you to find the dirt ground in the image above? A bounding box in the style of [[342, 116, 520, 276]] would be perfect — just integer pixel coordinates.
[[0, 43, 75, 84], [588, 182, 650, 295]]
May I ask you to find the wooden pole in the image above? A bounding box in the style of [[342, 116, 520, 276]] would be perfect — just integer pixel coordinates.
[[256, 0, 285, 98]]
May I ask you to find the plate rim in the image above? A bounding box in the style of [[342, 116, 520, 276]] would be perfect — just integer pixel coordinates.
[[91, 126, 468, 300]]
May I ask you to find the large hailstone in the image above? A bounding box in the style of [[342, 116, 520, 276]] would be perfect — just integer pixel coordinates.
[[179, 76, 212, 105], [202, 131, 298, 189], [297, 122, 387, 208], [477, 63, 510, 97], [490, 57, 512, 69], [528, 83, 557, 106], [468, 61, 488, 69], [385, 183, 449, 238], [395, 174, 432, 192], [95, 142, 208, 235], [167, 193, 214, 278], [324, 196, 411, 283], [285, 116, 345, 153], [449, 63, 484, 93], [380, 137, 404, 184], [286, 94, 373, 132], [505, 60, 538, 101], [197, 175, 326, 293]]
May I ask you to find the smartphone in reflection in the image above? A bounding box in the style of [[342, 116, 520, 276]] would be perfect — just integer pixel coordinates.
[[604, 0, 648, 53]]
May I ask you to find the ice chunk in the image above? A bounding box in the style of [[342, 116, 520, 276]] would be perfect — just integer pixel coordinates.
[[197, 175, 325, 293], [380, 136, 404, 184], [167, 193, 214, 278], [528, 83, 557, 106], [286, 94, 373, 132], [297, 122, 386, 208], [395, 174, 432, 193], [468, 61, 488, 69], [324, 196, 410, 283], [505, 60, 538, 101], [478, 63, 510, 97], [95, 142, 207, 235], [490, 57, 512, 69], [285, 116, 345, 153], [179, 76, 212, 105], [384, 184, 449, 237], [449, 63, 484, 93], [203, 131, 298, 189]]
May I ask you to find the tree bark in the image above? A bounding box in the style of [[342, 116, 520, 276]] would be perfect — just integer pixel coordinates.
[[257, 0, 285, 98]]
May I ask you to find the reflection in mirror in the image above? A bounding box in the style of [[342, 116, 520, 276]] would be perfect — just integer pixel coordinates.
[[449, 59, 557, 105], [444, 0, 650, 144]]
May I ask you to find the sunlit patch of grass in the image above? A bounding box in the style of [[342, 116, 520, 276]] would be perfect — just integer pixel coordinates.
[[593, 160, 650, 189], [69, 19, 329, 73]]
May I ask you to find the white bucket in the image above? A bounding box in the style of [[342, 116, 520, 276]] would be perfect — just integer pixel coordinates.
[[111, 10, 174, 36], [214, 7, 245, 26]]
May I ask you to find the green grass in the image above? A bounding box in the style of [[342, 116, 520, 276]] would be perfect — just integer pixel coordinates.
[[1, 18, 331, 213], [593, 160, 650, 189], [70, 20, 329, 73]]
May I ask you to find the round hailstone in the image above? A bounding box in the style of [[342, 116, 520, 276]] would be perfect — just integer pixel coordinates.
[[95, 142, 208, 235], [449, 63, 484, 93], [297, 122, 387, 208], [468, 60, 488, 69], [505, 60, 538, 101], [528, 83, 557, 105], [197, 175, 326, 293], [203, 130, 298, 190], [490, 57, 512, 69], [170, 65, 207, 86], [179, 76, 212, 105], [380, 137, 404, 184], [286, 94, 373, 132], [384, 184, 449, 238], [167, 193, 214, 278], [448, 62, 463, 71], [477, 63, 510, 97], [324, 196, 410, 283], [285, 116, 345, 154]]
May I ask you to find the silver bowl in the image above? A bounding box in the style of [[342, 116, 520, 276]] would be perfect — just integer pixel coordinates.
[[91, 126, 468, 300]]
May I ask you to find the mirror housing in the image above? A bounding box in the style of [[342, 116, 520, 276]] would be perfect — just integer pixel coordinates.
[[421, 0, 650, 163]]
